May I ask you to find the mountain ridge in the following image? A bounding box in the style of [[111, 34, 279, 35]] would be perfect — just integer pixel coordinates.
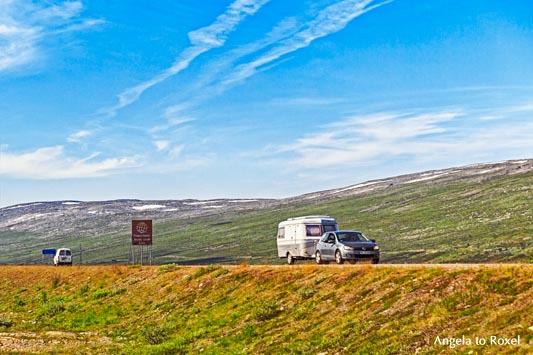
[[3, 158, 530, 213], [1, 158, 531, 265]]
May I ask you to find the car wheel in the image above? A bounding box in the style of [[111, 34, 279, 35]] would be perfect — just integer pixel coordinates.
[[287, 253, 295, 265], [372, 258, 379, 264], [315, 251, 323, 264], [335, 250, 344, 265]]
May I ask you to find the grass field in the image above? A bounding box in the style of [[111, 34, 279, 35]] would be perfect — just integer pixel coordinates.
[[56, 171, 533, 265], [0, 265, 532, 354], [1, 163, 532, 265]]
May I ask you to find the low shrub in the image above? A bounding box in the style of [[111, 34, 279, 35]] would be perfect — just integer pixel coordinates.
[[42, 301, 65, 317], [253, 300, 281, 321], [79, 284, 90, 295], [159, 264, 177, 274], [297, 286, 318, 300], [0, 317, 12, 328], [192, 264, 221, 279], [93, 289, 110, 299], [142, 325, 168, 345], [51, 274, 61, 289]]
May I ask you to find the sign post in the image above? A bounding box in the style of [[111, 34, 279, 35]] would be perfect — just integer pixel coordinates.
[[131, 220, 153, 265]]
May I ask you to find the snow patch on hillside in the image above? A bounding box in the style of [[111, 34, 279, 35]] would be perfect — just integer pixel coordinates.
[[132, 205, 166, 211], [334, 181, 381, 193], [405, 172, 449, 184]]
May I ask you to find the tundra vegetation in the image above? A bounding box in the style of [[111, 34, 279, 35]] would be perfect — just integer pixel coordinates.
[[0, 265, 532, 354], [0, 161, 532, 265]]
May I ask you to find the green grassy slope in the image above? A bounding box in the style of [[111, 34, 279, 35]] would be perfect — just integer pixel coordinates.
[[83, 171, 533, 264], [0, 265, 531, 354], [1, 165, 532, 264]]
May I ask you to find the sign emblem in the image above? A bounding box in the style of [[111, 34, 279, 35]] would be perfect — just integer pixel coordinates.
[[132, 220, 153, 245], [136, 222, 149, 234]]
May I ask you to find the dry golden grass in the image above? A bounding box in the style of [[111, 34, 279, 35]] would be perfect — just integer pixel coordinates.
[[0, 264, 532, 354]]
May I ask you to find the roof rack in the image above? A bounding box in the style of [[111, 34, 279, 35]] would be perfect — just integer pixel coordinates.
[[287, 215, 332, 221]]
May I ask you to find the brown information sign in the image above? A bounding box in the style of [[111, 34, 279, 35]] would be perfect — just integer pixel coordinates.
[[132, 220, 153, 245]]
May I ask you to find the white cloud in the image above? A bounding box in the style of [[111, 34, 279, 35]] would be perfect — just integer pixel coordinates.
[[0, 146, 139, 179], [272, 108, 533, 170], [0, 0, 102, 72], [154, 140, 170, 151], [105, 0, 271, 116], [0, 21, 37, 71], [32, 1, 83, 21], [276, 111, 462, 168], [149, 118, 195, 133], [187, 0, 270, 47], [169, 16, 304, 104], [271, 97, 345, 106], [220, 0, 393, 88], [505, 102, 533, 113], [169, 144, 185, 158], [148, 104, 196, 133], [152, 0, 392, 128], [67, 130, 92, 143], [479, 115, 504, 121]]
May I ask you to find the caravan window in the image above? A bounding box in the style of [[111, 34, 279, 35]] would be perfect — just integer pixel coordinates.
[[278, 227, 285, 238], [306, 225, 322, 237], [323, 224, 337, 232]]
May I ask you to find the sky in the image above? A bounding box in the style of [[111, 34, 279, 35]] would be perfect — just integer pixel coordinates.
[[1, 0, 532, 207]]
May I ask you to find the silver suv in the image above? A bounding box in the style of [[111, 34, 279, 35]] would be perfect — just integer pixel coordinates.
[[315, 230, 380, 264]]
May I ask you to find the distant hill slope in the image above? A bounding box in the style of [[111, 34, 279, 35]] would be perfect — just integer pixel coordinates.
[[0, 159, 532, 264]]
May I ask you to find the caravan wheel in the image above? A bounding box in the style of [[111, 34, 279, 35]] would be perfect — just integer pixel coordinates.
[[287, 253, 295, 265]]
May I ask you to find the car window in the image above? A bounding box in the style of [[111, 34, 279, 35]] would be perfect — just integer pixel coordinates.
[[66, 250, 71, 256], [60, 250, 66, 256], [321, 234, 329, 242], [338, 232, 367, 242], [327, 233, 336, 243], [277, 227, 285, 239]]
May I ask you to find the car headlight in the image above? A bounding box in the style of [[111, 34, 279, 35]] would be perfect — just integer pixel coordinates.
[[373, 245, 380, 250], [343, 245, 353, 251]]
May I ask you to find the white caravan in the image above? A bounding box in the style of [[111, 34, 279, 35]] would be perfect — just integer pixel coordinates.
[[277, 216, 338, 264]]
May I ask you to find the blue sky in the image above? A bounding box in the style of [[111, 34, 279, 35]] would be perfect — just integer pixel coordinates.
[[1, 0, 532, 207]]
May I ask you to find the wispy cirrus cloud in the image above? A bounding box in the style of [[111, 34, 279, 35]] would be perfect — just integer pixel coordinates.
[[105, 0, 271, 117], [67, 129, 93, 143], [0, 146, 139, 179], [275, 111, 462, 168], [152, 140, 187, 160], [273, 107, 533, 170], [149, 0, 393, 136], [0, 0, 103, 72], [219, 0, 393, 89], [154, 0, 393, 118], [271, 96, 346, 106], [153, 140, 171, 152]]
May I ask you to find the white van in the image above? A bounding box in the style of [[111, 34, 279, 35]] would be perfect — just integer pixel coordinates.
[[277, 216, 338, 264], [54, 248, 72, 266]]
